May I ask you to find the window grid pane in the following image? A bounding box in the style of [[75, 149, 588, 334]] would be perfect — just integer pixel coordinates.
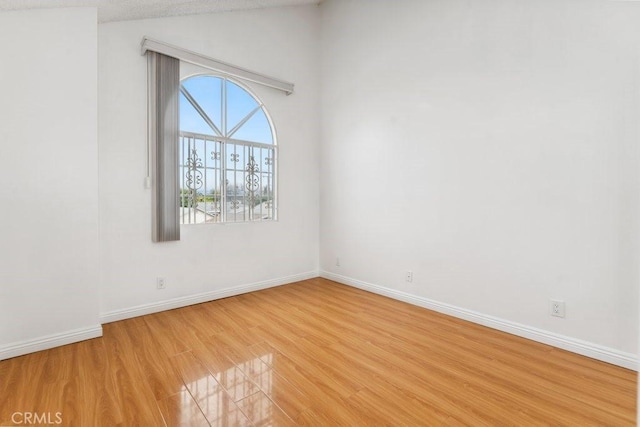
[[179, 133, 275, 224], [179, 75, 276, 225]]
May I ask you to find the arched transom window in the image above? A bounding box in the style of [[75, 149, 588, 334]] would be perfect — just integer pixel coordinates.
[[179, 75, 277, 224]]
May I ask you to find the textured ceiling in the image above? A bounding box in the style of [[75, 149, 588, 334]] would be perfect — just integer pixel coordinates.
[[0, 0, 320, 23]]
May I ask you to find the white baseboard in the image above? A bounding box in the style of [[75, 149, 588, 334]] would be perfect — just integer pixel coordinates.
[[99, 270, 319, 324], [321, 271, 638, 371], [0, 325, 103, 361]]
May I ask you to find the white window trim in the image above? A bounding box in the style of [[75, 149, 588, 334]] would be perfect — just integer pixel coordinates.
[[141, 37, 294, 95]]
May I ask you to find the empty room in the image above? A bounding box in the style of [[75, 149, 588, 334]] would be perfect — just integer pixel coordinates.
[[0, 0, 638, 425]]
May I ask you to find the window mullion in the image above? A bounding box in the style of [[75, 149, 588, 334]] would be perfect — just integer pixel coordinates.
[[180, 86, 223, 137], [227, 104, 262, 139], [221, 78, 227, 223], [220, 140, 227, 223]]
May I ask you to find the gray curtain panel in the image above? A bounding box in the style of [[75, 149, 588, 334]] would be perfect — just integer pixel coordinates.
[[148, 52, 180, 242]]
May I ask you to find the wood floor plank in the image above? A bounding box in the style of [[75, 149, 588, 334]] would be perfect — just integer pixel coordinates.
[[0, 278, 635, 425], [200, 300, 253, 335], [102, 322, 167, 426], [236, 391, 296, 426], [143, 310, 191, 356], [197, 336, 262, 402], [295, 407, 343, 426], [247, 340, 282, 367], [347, 386, 450, 426], [171, 351, 252, 426], [251, 367, 312, 419], [39, 344, 78, 385], [125, 322, 185, 401], [75, 338, 123, 425], [0, 352, 51, 425], [157, 390, 209, 427], [176, 304, 224, 342]]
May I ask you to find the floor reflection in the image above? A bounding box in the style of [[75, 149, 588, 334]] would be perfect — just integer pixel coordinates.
[[183, 353, 274, 425]]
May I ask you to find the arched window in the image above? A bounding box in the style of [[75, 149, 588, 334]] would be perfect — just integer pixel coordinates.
[[179, 75, 277, 224]]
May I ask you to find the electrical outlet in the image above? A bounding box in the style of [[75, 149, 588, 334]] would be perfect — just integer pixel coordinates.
[[405, 271, 413, 282], [157, 277, 166, 290], [336, 257, 340, 267], [550, 300, 565, 318]]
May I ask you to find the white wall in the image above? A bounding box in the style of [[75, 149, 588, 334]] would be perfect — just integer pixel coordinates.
[[98, 6, 320, 318], [320, 0, 640, 359], [0, 8, 101, 357]]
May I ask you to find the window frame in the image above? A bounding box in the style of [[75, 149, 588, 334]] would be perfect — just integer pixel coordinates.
[[179, 72, 278, 225]]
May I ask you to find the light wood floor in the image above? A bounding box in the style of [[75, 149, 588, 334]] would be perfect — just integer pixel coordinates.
[[0, 278, 636, 426]]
